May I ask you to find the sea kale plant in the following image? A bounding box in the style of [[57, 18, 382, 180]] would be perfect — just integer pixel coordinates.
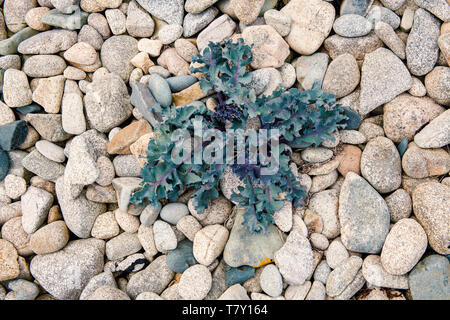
[[131, 39, 358, 233]]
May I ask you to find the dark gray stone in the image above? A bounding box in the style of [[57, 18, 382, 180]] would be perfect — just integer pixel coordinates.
[[0, 120, 28, 151], [130, 82, 162, 128], [166, 75, 198, 92], [409, 255, 450, 300]]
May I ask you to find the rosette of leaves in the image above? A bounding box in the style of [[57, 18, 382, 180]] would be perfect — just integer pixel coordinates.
[[132, 39, 359, 233]]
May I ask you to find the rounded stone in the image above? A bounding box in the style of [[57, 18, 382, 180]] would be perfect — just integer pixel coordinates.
[[412, 182, 450, 255], [385, 188, 412, 222], [322, 53, 360, 99], [193, 224, 229, 266], [178, 264, 212, 300], [360, 136, 401, 194], [380, 218, 427, 276], [333, 14, 372, 38], [424, 67, 450, 106], [35, 140, 66, 163], [260, 264, 283, 297], [30, 221, 70, 255]]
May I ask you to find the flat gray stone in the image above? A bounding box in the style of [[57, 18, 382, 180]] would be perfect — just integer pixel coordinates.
[[338, 172, 390, 254], [223, 208, 284, 267]]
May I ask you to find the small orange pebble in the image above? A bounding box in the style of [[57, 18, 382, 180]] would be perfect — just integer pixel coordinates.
[[253, 257, 274, 268]]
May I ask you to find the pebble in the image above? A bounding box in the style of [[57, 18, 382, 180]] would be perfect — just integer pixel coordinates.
[[126, 255, 174, 298], [147, 74, 172, 107], [112, 155, 141, 177], [308, 190, 339, 239], [21, 186, 54, 234], [218, 284, 250, 300], [310, 233, 329, 251], [158, 24, 183, 45], [157, 48, 190, 76], [361, 255, 409, 289], [259, 264, 283, 297], [338, 172, 390, 254], [22, 150, 65, 181], [138, 203, 160, 227], [295, 52, 328, 90], [114, 209, 140, 233], [314, 260, 331, 284], [41, 9, 89, 31], [231, 0, 264, 25], [188, 196, 232, 226], [359, 48, 412, 115], [30, 221, 69, 255], [100, 35, 138, 82], [178, 264, 212, 300], [196, 14, 236, 51], [340, 0, 374, 16], [78, 25, 103, 50], [183, 7, 219, 37], [174, 38, 198, 63], [367, 6, 400, 30], [7, 279, 39, 300], [414, 0, 450, 22], [424, 67, 450, 106], [305, 280, 326, 300], [322, 53, 360, 98], [138, 225, 158, 257], [300, 147, 333, 163], [55, 176, 106, 238], [360, 136, 401, 194], [385, 188, 411, 222], [326, 256, 362, 297], [91, 211, 120, 239], [126, 0, 154, 37], [333, 14, 372, 38], [105, 9, 126, 35], [65, 135, 99, 187], [281, 0, 335, 55], [25, 7, 51, 31], [105, 232, 142, 261], [166, 239, 197, 273], [406, 9, 441, 77], [84, 73, 133, 133], [30, 240, 104, 299], [32, 75, 66, 114], [412, 182, 449, 255], [166, 75, 198, 92], [274, 230, 313, 285], [324, 32, 383, 61], [383, 94, 444, 143], [223, 208, 283, 267], [438, 33, 450, 65], [380, 218, 427, 276], [0, 239, 20, 281], [112, 177, 142, 212], [409, 255, 449, 300], [325, 238, 349, 269], [310, 170, 338, 193], [61, 80, 86, 134], [4, 174, 26, 199], [176, 215, 202, 241], [18, 29, 77, 54], [137, 39, 162, 58], [3, 69, 32, 108], [136, 0, 184, 25], [374, 21, 405, 60], [402, 142, 450, 179], [87, 286, 130, 300], [1, 216, 32, 256], [414, 109, 450, 149], [23, 54, 66, 78], [159, 203, 189, 225], [153, 220, 177, 252], [193, 224, 229, 266]]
